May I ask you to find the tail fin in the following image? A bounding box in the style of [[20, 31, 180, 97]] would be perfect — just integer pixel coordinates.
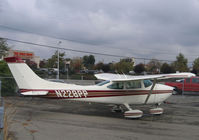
[[4, 57, 50, 90]]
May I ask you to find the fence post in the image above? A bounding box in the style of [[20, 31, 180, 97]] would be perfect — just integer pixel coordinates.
[[0, 80, 1, 99], [0, 80, 4, 140]]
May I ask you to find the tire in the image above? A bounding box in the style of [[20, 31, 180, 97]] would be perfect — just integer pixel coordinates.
[[174, 87, 182, 95]]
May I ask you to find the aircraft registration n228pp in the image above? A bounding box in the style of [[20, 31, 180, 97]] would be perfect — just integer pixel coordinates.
[[4, 57, 195, 119]]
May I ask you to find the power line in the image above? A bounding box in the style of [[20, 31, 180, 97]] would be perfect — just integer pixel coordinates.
[[2, 37, 126, 58], [1, 37, 179, 63], [0, 25, 169, 54], [0, 24, 193, 57], [1, 24, 198, 64], [0, 24, 104, 45]]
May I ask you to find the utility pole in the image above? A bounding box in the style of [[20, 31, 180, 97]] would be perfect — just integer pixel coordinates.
[[57, 49, 59, 79], [57, 41, 62, 79]]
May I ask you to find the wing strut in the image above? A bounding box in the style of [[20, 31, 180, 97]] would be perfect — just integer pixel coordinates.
[[144, 79, 157, 104]]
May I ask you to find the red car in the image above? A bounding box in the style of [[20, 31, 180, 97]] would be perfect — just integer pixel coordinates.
[[165, 77, 199, 94]]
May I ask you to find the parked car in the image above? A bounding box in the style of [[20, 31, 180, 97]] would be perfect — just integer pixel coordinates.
[[165, 77, 199, 94]]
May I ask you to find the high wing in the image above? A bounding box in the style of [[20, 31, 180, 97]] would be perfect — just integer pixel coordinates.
[[95, 72, 195, 82]]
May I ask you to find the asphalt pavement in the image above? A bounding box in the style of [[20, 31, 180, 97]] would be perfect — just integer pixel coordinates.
[[4, 95, 199, 140]]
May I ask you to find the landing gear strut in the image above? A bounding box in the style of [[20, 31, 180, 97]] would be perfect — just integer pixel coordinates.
[[111, 105, 123, 113], [123, 103, 143, 119]]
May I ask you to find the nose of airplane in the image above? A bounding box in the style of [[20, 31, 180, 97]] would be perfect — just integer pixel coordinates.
[[156, 84, 174, 91]]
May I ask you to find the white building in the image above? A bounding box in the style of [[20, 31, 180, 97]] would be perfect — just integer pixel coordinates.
[[7, 50, 40, 68]]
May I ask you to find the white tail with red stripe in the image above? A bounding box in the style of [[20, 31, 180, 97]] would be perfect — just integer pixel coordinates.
[[5, 57, 49, 89]]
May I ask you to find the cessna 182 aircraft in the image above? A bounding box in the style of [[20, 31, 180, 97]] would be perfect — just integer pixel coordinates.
[[4, 57, 195, 118]]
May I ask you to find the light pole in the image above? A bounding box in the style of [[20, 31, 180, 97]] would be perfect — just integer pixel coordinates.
[[65, 61, 70, 80], [57, 41, 62, 79], [0, 80, 1, 99]]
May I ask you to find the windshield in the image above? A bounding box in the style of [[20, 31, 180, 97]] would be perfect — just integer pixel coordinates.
[[97, 80, 110, 86]]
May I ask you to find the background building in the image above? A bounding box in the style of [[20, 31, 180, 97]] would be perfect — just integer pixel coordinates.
[[7, 50, 40, 68]]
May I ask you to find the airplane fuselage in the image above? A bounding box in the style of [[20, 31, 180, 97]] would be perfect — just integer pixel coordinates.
[[19, 83, 173, 104]]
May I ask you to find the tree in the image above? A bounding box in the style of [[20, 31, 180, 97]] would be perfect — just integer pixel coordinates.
[[0, 61, 17, 95], [0, 39, 16, 95], [95, 62, 111, 72], [134, 63, 145, 74], [160, 63, 175, 74], [147, 59, 161, 74], [39, 59, 48, 68], [82, 55, 95, 69], [101, 64, 111, 72], [0, 38, 9, 58], [114, 59, 134, 73], [26, 59, 37, 70], [192, 57, 199, 75], [173, 53, 188, 72], [70, 57, 83, 73], [95, 62, 104, 70], [47, 50, 65, 70]]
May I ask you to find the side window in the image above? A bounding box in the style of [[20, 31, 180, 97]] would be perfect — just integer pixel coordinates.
[[192, 78, 199, 83], [108, 82, 124, 89], [126, 81, 141, 89]]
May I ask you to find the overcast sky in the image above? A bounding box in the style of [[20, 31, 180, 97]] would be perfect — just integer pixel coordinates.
[[0, 0, 199, 64]]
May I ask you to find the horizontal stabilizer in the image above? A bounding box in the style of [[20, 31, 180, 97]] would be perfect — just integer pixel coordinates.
[[21, 91, 48, 96]]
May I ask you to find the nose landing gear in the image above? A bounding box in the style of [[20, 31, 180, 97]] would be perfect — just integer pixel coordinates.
[[123, 103, 143, 119], [149, 107, 164, 115], [149, 103, 164, 115]]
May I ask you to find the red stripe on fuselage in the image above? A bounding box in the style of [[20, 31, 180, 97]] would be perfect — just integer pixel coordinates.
[[19, 89, 172, 99]]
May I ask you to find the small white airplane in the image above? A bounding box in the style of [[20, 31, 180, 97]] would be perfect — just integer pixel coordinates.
[[4, 57, 195, 118]]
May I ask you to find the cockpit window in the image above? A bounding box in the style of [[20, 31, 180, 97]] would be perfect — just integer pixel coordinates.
[[126, 81, 141, 89], [143, 80, 153, 88], [108, 82, 124, 89], [97, 80, 110, 86]]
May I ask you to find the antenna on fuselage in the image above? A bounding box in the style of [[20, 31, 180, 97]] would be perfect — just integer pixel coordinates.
[[116, 71, 121, 79], [122, 72, 127, 79]]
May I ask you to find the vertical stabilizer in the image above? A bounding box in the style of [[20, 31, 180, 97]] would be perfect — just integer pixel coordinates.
[[4, 57, 49, 89]]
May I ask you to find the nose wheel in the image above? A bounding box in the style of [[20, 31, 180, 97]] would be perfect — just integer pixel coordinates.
[[149, 103, 164, 115], [149, 107, 164, 115], [123, 103, 143, 119]]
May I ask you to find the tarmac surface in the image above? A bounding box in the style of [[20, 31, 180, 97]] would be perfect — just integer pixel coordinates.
[[4, 95, 199, 140]]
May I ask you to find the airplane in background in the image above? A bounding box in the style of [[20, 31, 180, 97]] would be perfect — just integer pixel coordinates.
[[4, 57, 195, 118]]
